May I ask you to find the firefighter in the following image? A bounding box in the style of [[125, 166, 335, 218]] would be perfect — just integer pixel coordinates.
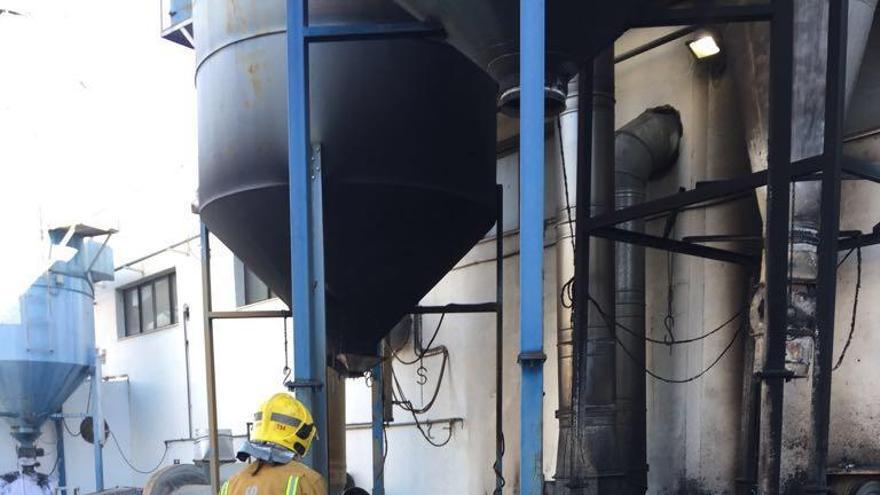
[[222, 393, 326, 495]]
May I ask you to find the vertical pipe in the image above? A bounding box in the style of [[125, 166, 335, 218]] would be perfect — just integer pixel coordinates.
[[92, 349, 104, 492], [495, 184, 504, 495], [199, 224, 220, 493], [808, 0, 847, 490], [371, 362, 385, 495], [327, 366, 346, 493], [183, 305, 194, 439], [570, 63, 593, 493], [287, 0, 329, 481], [519, 0, 546, 493], [575, 49, 621, 493], [54, 418, 66, 493], [758, 0, 795, 493], [736, 335, 760, 495], [554, 78, 578, 495]]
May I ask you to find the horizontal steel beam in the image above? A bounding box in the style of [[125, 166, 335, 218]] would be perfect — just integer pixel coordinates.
[[584, 156, 823, 231], [682, 234, 763, 243], [304, 22, 444, 43], [839, 231, 880, 251], [842, 156, 880, 183], [208, 310, 291, 320], [631, 3, 774, 27], [682, 231, 874, 250], [615, 26, 697, 63], [594, 227, 760, 266], [412, 303, 498, 314]]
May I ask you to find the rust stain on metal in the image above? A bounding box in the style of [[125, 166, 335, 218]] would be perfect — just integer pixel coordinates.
[[226, 0, 248, 33], [247, 63, 263, 96]]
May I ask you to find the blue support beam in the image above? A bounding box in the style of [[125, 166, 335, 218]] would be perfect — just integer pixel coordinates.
[[519, 1, 546, 493], [304, 22, 443, 42], [371, 363, 385, 495], [287, 0, 329, 482], [54, 418, 66, 493]]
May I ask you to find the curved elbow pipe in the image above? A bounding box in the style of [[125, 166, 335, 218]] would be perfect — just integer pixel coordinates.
[[615, 105, 683, 187], [614, 104, 682, 491]]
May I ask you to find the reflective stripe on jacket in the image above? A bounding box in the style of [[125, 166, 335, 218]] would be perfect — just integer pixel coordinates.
[[219, 461, 326, 495]]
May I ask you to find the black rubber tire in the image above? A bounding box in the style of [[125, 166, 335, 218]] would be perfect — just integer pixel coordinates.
[[854, 481, 880, 495], [143, 465, 210, 495]]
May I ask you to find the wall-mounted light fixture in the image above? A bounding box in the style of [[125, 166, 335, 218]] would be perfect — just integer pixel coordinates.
[[687, 30, 722, 60]]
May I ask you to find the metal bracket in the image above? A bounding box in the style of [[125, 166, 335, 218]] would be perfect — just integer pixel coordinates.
[[755, 369, 795, 382], [285, 379, 324, 391], [517, 352, 547, 365]]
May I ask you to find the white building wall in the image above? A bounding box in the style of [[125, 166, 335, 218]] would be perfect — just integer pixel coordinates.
[[616, 28, 757, 494], [0, 128, 564, 495]]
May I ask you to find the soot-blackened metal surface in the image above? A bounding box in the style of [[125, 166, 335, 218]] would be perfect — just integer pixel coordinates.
[[195, 0, 497, 359], [391, 0, 649, 113]]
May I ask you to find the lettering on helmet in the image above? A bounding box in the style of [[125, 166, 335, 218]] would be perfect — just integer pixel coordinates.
[[245, 486, 258, 495]]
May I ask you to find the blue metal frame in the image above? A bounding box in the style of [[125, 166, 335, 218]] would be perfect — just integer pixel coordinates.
[[286, 0, 452, 483], [304, 22, 443, 42], [285, 2, 547, 489], [54, 418, 66, 493], [371, 363, 385, 495], [92, 350, 104, 492], [286, 0, 329, 479], [519, 0, 546, 493]]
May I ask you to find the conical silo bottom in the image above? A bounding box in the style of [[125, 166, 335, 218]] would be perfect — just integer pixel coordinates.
[[200, 181, 495, 362], [0, 360, 90, 446]]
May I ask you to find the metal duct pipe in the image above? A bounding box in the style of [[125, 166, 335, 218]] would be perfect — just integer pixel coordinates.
[[731, 0, 877, 272], [614, 106, 682, 493], [569, 48, 621, 493], [327, 368, 346, 494], [554, 76, 579, 495]]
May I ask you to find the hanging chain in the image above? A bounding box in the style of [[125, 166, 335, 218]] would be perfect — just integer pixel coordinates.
[[281, 317, 291, 385], [661, 206, 681, 351], [663, 250, 677, 353]]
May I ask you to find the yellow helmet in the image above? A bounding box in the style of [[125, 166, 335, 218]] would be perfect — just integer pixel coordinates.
[[251, 393, 316, 457]]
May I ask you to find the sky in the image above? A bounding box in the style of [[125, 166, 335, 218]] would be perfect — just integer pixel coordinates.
[[0, 0, 199, 304]]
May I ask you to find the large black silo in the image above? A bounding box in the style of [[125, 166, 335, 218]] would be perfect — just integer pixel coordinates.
[[194, 0, 498, 365]]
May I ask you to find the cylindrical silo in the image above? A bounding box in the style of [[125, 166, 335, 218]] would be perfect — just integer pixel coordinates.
[[193, 1, 498, 491], [0, 228, 114, 452], [193, 0, 498, 365]]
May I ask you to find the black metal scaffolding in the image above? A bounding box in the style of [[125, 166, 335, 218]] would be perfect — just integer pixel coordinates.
[[573, 1, 866, 493]]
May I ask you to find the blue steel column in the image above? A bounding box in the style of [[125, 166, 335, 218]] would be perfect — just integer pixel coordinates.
[[371, 363, 385, 495], [287, 0, 329, 481], [519, 1, 546, 493], [92, 349, 104, 492], [53, 418, 66, 493]]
